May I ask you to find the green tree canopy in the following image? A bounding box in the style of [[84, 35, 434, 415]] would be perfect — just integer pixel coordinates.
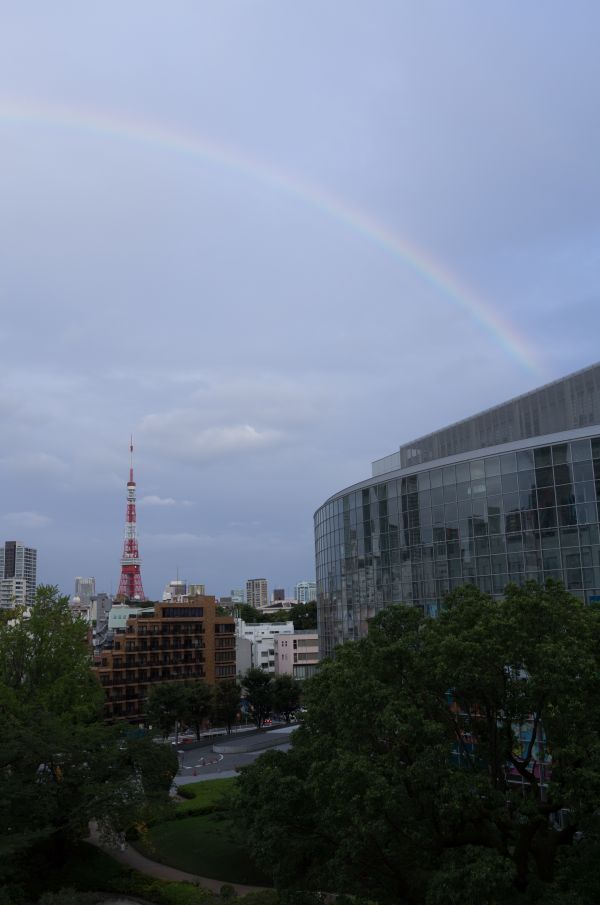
[[235, 582, 600, 905], [241, 667, 274, 728], [271, 674, 302, 723], [212, 679, 241, 733], [145, 680, 189, 739], [0, 586, 177, 895], [182, 680, 213, 739]]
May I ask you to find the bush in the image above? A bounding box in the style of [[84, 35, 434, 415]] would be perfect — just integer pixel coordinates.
[[38, 891, 103, 905]]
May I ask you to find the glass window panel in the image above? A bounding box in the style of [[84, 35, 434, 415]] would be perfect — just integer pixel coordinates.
[[456, 481, 471, 501], [471, 480, 486, 497], [470, 460, 485, 480], [475, 536, 490, 555], [377, 483, 388, 499], [508, 553, 524, 571], [486, 475, 502, 495], [417, 471, 431, 490], [591, 437, 600, 459], [521, 509, 539, 531], [443, 484, 457, 503], [490, 535, 506, 554], [487, 496, 503, 514], [472, 501, 486, 518], [519, 489, 537, 509], [419, 489, 432, 509], [580, 547, 594, 567], [523, 530, 541, 551], [505, 511, 522, 533], [536, 466, 554, 487], [502, 472, 519, 493], [500, 452, 517, 474], [502, 491, 519, 511], [458, 500, 472, 519], [506, 532, 524, 552], [537, 486, 556, 508], [556, 484, 575, 506], [567, 569, 583, 589], [518, 470, 536, 491], [577, 503, 596, 525], [573, 460, 594, 482], [541, 529, 559, 549], [442, 465, 456, 485], [484, 456, 501, 476], [488, 515, 503, 535], [477, 556, 491, 575], [574, 481, 595, 503], [534, 446, 552, 468], [448, 559, 462, 577], [560, 527, 579, 547], [431, 487, 444, 506], [444, 502, 458, 522], [421, 527, 433, 544], [434, 526, 447, 543], [447, 540, 460, 558], [558, 506, 577, 527], [544, 569, 563, 582], [435, 542, 447, 560], [420, 508, 433, 527], [582, 568, 595, 587], [571, 439, 591, 462], [430, 468, 443, 488], [474, 518, 488, 536], [491, 553, 508, 572], [579, 524, 600, 545], [552, 443, 570, 465], [543, 550, 561, 571], [524, 550, 542, 569], [517, 449, 534, 470], [455, 461, 471, 482], [493, 572, 508, 593], [554, 463, 573, 485], [539, 507, 558, 529], [432, 507, 444, 525]]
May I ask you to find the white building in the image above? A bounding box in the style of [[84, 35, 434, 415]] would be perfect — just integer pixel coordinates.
[[294, 580, 316, 604], [274, 630, 319, 680], [235, 618, 294, 674], [162, 579, 187, 601], [0, 541, 37, 609]]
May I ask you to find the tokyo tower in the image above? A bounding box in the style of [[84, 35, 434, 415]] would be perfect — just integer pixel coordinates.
[[117, 438, 146, 600]]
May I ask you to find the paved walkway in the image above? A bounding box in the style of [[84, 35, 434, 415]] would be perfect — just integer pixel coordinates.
[[88, 825, 269, 896]]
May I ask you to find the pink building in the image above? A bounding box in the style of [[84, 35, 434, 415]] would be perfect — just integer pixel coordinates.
[[273, 630, 319, 680]]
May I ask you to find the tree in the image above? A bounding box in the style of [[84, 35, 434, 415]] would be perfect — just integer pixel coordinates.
[[182, 680, 213, 740], [271, 674, 302, 723], [241, 667, 273, 728], [288, 600, 317, 631], [0, 586, 177, 895], [145, 681, 188, 740], [212, 679, 241, 733], [235, 582, 600, 904]]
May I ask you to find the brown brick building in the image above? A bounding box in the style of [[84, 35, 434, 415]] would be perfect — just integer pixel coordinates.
[[95, 595, 236, 721]]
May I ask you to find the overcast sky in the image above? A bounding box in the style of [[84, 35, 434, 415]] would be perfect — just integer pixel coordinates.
[[1, 2, 600, 599]]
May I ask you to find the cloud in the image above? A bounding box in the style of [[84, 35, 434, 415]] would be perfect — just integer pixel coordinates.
[[0, 453, 68, 478], [139, 495, 193, 507], [139, 413, 283, 462], [2, 511, 52, 528]]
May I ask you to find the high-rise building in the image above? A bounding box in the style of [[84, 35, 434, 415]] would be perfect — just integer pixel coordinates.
[[230, 588, 245, 604], [246, 578, 268, 609], [315, 361, 600, 658], [0, 541, 37, 609], [117, 439, 145, 601], [272, 587, 285, 602], [188, 583, 206, 597], [74, 576, 96, 606], [295, 580, 316, 604]]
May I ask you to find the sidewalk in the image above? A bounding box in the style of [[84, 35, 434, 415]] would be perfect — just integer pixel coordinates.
[[88, 825, 269, 896]]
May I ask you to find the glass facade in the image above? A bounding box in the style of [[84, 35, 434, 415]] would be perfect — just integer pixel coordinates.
[[315, 430, 600, 659]]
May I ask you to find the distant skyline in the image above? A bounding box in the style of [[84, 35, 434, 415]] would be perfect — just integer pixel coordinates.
[[1, 3, 600, 597]]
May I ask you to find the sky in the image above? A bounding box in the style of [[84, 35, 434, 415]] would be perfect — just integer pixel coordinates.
[[1, 2, 600, 600]]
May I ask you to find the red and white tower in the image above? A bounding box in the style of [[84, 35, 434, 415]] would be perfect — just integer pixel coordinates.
[[117, 438, 146, 600]]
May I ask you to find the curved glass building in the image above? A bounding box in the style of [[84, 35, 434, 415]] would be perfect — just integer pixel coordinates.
[[315, 363, 600, 658]]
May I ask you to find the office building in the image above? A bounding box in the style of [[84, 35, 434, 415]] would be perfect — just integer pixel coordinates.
[[246, 578, 268, 609], [95, 595, 236, 721], [315, 362, 600, 658], [295, 580, 316, 603], [0, 541, 37, 609], [272, 587, 285, 602]]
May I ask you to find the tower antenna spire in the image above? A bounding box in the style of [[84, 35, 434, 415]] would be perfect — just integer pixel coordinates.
[[117, 437, 145, 601]]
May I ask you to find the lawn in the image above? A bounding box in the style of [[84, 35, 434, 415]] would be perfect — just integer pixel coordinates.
[[174, 778, 236, 813], [135, 812, 271, 886]]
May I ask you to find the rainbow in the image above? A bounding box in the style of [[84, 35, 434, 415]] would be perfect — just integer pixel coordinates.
[[0, 97, 542, 375]]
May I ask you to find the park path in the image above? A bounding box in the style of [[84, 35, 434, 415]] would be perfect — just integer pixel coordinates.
[[88, 825, 269, 896]]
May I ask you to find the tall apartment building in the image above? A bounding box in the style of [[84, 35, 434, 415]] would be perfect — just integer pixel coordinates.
[[295, 580, 316, 604], [246, 578, 268, 609], [95, 595, 236, 721], [0, 541, 37, 609]]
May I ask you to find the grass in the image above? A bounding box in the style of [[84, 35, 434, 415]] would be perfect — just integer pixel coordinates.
[[135, 812, 271, 887], [174, 778, 236, 814]]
